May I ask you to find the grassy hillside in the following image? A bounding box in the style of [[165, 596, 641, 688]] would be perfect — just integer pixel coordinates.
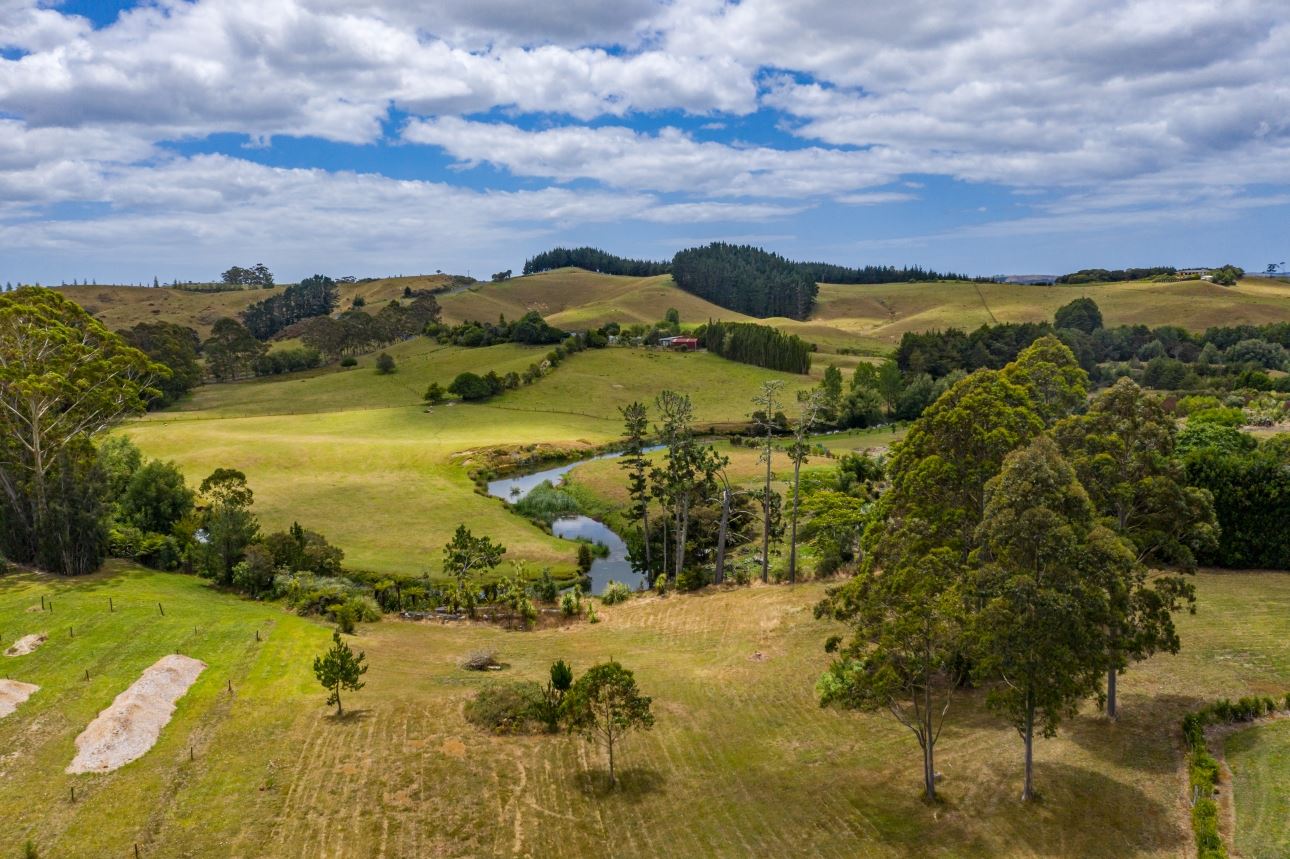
[[811, 276, 1290, 345], [4, 565, 1290, 856], [125, 342, 815, 577], [438, 269, 754, 330], [56, 275, 457, 337]]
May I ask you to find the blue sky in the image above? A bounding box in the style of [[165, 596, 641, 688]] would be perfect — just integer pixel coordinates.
[[1, 0, 1288, 284]]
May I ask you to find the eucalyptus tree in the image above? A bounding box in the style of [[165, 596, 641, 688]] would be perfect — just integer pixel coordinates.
[[1054, 377, 1218, 718], [0, 287, 161, 574], [971, 436, 1130, 801]]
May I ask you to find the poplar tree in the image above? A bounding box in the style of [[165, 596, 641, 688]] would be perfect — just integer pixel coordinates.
[[752, 380, 784, 583], [787, 389, 823, 582]]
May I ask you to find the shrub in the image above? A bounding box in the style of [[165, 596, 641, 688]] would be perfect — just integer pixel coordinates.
[[375, 352, 396, 374], [340, 356, 357, 367], [448, 371, 494, 401], [464, 681, 544, 734], [676, 566, 710, 592], [600, 580, 632, 605], [424, 382, 445, 404], [577, 542, 594, 574], [461, 650, 500, 671], [560, 591, 580, 617], [586, 603, 599, 623], [533, 568, 559, 602]]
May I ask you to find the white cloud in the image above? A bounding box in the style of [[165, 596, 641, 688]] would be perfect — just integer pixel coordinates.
[[403, 117, 895, 197], [1, 0, 1288, 278]]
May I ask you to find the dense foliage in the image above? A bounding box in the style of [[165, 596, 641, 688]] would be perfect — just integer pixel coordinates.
[[220, 263, 275, 287], [1056, 266, 1176, 284], [796, 261, 975, 284], [671, 243, 818, 320], [296, 296, 439, 360], [702, 320, 812, 374], [1183, 444, 1290, 568], [241, 275, 339, 339], [117, 321, 203, 407], [522, 246, 671, 277], [0, 287, 162, 575], [431, 311, 565, 347]]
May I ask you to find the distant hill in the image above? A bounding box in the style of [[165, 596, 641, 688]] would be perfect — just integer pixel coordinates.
[[55, 274, 459, 337]]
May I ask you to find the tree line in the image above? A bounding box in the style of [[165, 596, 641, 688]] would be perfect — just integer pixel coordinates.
[[522, 247, 672, 277], [240, 274, 339, 339], [671, 243, 819, 320], [702, 320, 812, 374]]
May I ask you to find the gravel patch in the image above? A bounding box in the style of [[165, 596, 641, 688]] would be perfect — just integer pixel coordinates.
[[0, 680, 39, 718], [5, 633, 47, 657], [67, 654, 206, 774]]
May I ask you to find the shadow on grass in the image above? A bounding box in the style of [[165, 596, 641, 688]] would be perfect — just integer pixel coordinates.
[[327, 707, 374, 723], [1064, 692, 1204, 774], [573, 766, 665, 798]]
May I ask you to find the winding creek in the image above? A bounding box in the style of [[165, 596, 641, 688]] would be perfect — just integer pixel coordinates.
[[486, 448, 661, 595]]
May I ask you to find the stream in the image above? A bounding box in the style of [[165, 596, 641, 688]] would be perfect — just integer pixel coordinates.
[[486, 448, 660, 595]]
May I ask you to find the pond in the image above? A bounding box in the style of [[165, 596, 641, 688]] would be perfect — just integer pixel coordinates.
[[485, 447, 660, 595]]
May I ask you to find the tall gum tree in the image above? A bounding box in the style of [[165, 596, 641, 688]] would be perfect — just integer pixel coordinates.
[[1053, 377, 1218, 718], [0, 287, 162, 574], [971, 436, 1123, 801]]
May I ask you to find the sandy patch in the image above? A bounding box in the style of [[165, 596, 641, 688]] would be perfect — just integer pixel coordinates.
[[440, 737, 466, 759], [0, 680, 39, 718], [66, 654, 206, 774], [5, 633, 47, 657]]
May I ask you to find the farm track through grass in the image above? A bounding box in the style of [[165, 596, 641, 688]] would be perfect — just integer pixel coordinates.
[[4, 566, 1290, 856]]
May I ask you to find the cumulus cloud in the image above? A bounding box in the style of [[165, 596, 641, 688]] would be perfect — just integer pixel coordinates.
[[0, 0, 1287, 278]]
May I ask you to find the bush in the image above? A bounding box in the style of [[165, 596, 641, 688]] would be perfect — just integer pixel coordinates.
[[560, 591, 580, 617], [464, 681, 544, 734], [448, 371, 494, 401], [577, 542, 594, 574], [533, 568, 559, 602], [600, 580, 632, 605], [424, 382, 445, 404], [340, 356, 357, 367], [375, 352, 396, 374], [675, 566, 710, 592], [461, 650, 500, 671]]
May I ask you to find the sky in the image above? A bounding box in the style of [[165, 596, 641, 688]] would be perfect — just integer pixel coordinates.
[[1, 0, 1288, 285]]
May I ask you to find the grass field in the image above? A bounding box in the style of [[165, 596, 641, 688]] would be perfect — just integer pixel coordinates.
[[125, 342, 817, 577], [4, 565, 1290, 857], [1225, 719, 1290, 858]]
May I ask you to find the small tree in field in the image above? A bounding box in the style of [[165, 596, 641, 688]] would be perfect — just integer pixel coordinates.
[[313, 631, 368, 716], [561, 660, 654, 787], [442, 525, 505, 616], [424, 382, 445, 404], [375, 352, 396, 374]]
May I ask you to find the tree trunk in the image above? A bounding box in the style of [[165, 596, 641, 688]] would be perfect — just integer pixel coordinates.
[[335, 687, 343, 717], [607, 736, 616, 786], [788, 457, 802, 583], [674, 498, 689, 579], [1107, 667, 1118, 720], [641, 503, 651, 573], [715, 486, 731, 584], [922, 706, 937, 801], [761, 437, 773, 583], [1021, 704, 1035, 801]]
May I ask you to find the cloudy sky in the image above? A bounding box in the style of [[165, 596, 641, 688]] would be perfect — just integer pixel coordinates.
[[2, 0, 1288, 284]]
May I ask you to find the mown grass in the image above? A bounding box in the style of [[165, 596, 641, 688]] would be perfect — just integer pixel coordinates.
[[1224, 718, 1290, 857], [4, 566, 1290, 856]]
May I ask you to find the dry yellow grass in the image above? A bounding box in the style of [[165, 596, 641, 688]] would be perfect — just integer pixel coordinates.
[[5, 565, 1290, 857]]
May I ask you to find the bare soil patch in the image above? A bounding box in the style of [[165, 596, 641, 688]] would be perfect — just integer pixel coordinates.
[[67, 654, 206, 774], [5, 633, 46, 656], [0, 680, 39, 718]]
